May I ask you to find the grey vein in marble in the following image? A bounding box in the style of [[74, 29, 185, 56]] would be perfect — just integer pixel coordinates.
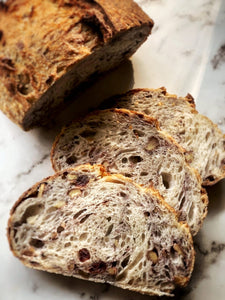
[[16, 153, 50, 180], [211, 44, 225, 69]]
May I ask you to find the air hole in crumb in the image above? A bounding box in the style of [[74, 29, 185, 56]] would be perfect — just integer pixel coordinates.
[[21, 204, 43, 223], [112, 261, 117, 267], [83, 191, 88, 197], [121, 255, 130, 268], [17, 73, 31, 95], [120, 192, 127, 197], [47, 206, 58, 213], [146, 137, 159, 151], [87, 121, 100, 128], [179, 196, 185, 210], [80, 214, 92, 223], [119, 131, 127, 136], [65, 242, 71, 247], [165, 271, 170, 279], [89, 261, 107, 275], [140, 171, 148, 176], [133, 129, 145, 137], [73, 209, 86, 219], [206, 175, 215, 182], [62, 171, 68, 179], [128, 278, 134, 285], [144, 211, 150, 217], [170, 247, 177, 259], [30, 238, 44, 248], [138, 262, 143, 270], [124, 173, 132, 178], [188, 203, 194, 221], [178, 166, 183, 173], [105, 224, 113, 236], [161, 172, 171, 189], [66, 155, 77, 165], [129, 156, 143, 164], [122, 157, 128, 164], [205, 132, 210, 141], [57, 226, 65, 233], [23, 190, 39, 200], [80, 130, 96, 139], [46, 75, 54, 85], [117, 271, 127, 281], [144, 109, 150, 115], [79, 233, 88, 241], [126, 210, 132, 216], [154, 230, 161, 238], [143, 272, 146, 280]]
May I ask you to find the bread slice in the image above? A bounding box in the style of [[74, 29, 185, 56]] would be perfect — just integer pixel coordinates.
[[51, 109, 208, 235], [0, 0, 153, 130], [8, 164, 195, 297], [101, 88, 225, 186]]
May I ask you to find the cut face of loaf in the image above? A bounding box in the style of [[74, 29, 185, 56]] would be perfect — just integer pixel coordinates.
[[101, 88, 225, 185], [0, 0, 153, 130], [8, 165, 195, 297], [51, 109, 208, 235]]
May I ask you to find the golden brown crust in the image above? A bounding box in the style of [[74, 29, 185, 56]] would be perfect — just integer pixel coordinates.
[[0, 0, 153, 129], [94, 0, 154, 32]]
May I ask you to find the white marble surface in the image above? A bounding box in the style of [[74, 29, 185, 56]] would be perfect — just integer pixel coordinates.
[[0, 0, 225, 299]]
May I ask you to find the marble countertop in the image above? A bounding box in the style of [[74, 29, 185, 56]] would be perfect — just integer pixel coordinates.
[[0, 0, 225, 299]]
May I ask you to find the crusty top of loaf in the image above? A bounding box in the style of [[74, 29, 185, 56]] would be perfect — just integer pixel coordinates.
[[0, 0, 153, 127]]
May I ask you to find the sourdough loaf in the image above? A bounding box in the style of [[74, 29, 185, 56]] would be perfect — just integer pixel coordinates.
[[51, 109, 208, 235], [101, 88, 225, 185], [0, 0, 153, 130], [8, 164, 195, 297]]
